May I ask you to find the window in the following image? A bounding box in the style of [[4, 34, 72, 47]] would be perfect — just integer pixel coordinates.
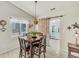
[[10, 17, 29, 36], [12, 22, 20, 33], [21, 23, 26, 33]]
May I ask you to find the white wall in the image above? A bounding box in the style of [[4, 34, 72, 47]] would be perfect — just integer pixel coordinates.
[[0, 1, 34, 54], [58, 2, 79, 56]]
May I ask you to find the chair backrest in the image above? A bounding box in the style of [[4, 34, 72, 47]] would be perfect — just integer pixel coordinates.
[[43, 35, 46, 52], [18, 37, 27, 50], [31, 35, 46, 47], [40, 35, 46, 46], [37, 35, 46, 54], [43, 35, 46, 45]]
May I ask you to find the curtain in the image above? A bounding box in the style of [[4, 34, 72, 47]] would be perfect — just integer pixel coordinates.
[[38, 18, 49, 35], [38, 18, 50, 46]]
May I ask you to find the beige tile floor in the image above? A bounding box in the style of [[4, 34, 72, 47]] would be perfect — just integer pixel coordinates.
[[0, 47, 62, 58], [0, 46, 79, 58]]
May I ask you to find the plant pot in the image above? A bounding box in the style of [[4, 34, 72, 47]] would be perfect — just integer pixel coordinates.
[[32, 36, 37, 38], [32, 36, 37, 40]]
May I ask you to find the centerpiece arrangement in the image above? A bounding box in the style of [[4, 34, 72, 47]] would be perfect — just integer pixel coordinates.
[[28, 31, 43, 39]]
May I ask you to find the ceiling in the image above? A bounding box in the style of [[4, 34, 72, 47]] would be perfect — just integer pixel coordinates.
[[10, 1, 79, 19]]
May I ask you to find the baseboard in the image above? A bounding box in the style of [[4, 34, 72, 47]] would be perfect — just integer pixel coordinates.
[[0, 45, 19, 55]]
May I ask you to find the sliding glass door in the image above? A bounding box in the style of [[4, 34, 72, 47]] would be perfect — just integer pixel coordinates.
[[49, 18, 60, 40], [49, 18, 60, 54]]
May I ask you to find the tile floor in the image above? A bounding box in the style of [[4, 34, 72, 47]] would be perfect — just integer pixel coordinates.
[[0, 47, 61, 58]]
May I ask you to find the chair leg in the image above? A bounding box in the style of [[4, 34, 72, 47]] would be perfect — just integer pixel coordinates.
[[44, 46, 46, 58], [24, 50, 26, 58], [44, 52, 45, 58], [39, 48, 40, 58], [39, 53, 40, 58], [19, 49, 22, 58], [32, 52, 34, 58]]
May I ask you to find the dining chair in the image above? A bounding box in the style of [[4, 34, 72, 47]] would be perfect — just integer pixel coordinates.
[[27, 39, 40, 58], [18, 37, 30, 58], [32, 35, 46, 58], [40, 35, 46, 57], [18, 36, 41, 58]]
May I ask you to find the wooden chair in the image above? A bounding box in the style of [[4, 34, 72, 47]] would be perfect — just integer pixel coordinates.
[[18, 36, 42, 58], [32, 35, 46, 58], [31, 39, 41, 58], [18, 37, 30, 58], [39, 35, 46, 57]]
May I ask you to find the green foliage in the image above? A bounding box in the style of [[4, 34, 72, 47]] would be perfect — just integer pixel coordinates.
[[28, 31, 39, 37]]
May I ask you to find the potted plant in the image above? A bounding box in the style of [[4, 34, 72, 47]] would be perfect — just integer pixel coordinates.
[[28, 31, 38, 39]]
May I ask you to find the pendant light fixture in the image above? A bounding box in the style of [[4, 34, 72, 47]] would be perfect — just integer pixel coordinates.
[[34, 1, 38, 25]]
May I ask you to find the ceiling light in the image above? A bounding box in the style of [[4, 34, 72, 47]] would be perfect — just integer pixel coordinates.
[[34, 1, 38, 25]]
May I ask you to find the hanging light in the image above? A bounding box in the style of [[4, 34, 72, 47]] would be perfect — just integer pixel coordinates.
[[34, 1, 38, 25]]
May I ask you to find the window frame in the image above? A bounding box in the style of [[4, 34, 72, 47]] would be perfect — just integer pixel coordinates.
[[10, 17, 29, 37]]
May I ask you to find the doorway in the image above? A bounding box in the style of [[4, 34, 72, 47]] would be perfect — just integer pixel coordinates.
[[49, 18, 60, 54]]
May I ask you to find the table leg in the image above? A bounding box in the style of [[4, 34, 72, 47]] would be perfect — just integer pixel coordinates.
[[30, 41, 32, 58]]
